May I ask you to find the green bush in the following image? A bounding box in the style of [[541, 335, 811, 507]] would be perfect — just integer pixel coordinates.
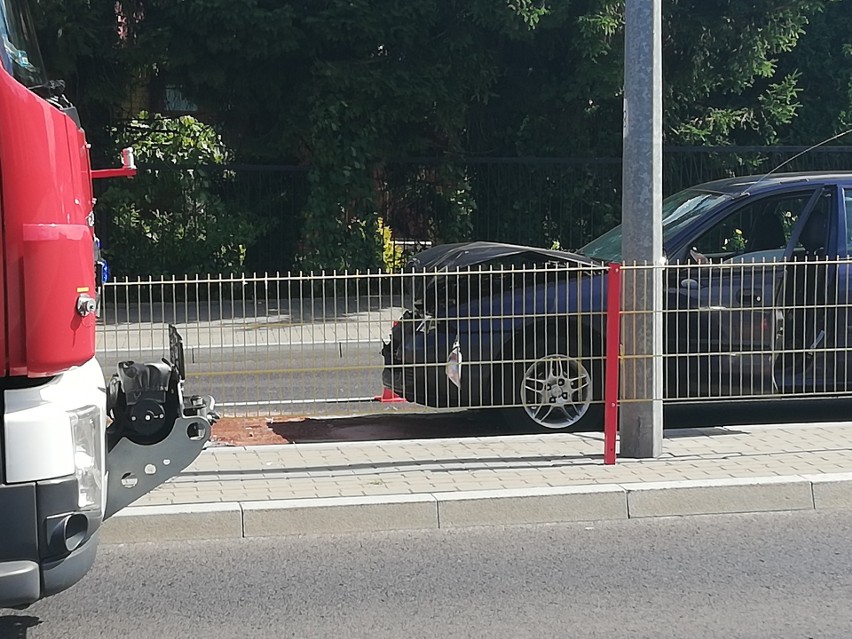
[[96, 114, 264, 276]]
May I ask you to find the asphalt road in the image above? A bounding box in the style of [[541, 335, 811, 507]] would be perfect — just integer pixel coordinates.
[[5, 510, 852, 638], [98, 342, 387, 411]]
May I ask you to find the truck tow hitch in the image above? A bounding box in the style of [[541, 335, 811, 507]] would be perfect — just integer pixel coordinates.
[[104, 325, 218, 518]]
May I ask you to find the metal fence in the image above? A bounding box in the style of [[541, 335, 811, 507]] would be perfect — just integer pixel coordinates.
[[94, 147, 852, 276], [622, 258, 852, 403], [97, 258, 852, 428]]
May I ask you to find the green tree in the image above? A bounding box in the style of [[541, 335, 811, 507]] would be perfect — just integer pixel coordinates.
[[462, 1, 827, 244], [131, 0, 829, 266], [31, 0, 139, 160], [466, 0, 825, 155], [124, 0, 550, 269], [777, 0, 852, 141], [96, 113, 264, 276]]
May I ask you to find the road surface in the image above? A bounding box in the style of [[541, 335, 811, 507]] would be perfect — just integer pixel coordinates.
[[5, 510, 852, 638], [98, 341, 388, 415]]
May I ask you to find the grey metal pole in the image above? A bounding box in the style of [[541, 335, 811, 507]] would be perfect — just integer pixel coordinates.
[[619, 0, 663, 458]]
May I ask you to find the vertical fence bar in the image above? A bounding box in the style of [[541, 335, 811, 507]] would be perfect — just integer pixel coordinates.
[[604, 262, 622, 466]]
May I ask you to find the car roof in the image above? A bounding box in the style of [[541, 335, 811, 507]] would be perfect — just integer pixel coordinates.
[[693, 171, 852, 195]]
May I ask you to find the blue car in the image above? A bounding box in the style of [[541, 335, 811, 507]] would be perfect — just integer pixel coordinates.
[[381, 172, 852, 430]]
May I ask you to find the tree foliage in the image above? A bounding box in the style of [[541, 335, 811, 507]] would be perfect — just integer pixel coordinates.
[[31, 0, 139, 159], [96, 113, 264, 276], [122, 0, 550, 269], [778, 0, 852, 140]]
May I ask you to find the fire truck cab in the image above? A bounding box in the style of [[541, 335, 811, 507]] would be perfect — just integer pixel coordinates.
[[0, 0, 215, 608]]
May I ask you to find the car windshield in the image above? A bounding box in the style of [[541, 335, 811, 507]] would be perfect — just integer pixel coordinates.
[[577, 189, 733, 262], [0, 0, 46, 88]]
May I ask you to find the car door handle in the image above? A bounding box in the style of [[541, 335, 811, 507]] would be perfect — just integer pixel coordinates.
[[738, 289, 763, 305], [680, 278, 701, 290]]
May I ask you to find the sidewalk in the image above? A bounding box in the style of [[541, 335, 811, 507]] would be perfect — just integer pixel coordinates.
[[102, 421, 852, 543]]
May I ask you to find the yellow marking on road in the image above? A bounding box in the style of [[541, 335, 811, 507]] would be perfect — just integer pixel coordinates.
[[240, 320, 302, 330]]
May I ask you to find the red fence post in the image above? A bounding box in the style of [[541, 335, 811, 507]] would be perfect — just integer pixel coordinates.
[[604, 263, 622, 465]]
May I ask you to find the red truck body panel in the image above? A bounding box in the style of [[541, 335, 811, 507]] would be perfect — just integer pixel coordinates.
[[0, 66, 96, 377]]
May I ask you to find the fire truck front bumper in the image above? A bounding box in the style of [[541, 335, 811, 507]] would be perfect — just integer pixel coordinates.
[[0, 327, 215, 609], [0, 518, 99, 610], [0, 358, 107, 609]]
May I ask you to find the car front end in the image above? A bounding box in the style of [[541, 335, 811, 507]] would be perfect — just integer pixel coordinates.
[[381, 243, 606, 412]]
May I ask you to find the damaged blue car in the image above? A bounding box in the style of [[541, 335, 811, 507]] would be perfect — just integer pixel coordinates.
[[382, 172, 852, 430]]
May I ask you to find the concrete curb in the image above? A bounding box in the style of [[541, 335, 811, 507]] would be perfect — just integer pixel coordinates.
[[101, 502, 244, 544], [101, 473, 852, 544]]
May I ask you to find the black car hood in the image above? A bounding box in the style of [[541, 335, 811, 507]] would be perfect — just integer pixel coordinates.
[[406, 241, 596, 270]]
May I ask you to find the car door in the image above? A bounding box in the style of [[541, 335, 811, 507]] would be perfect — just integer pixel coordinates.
[[665, 188, 821, 399], [812, 184, 852, 393], [771, 187, 843, 393]]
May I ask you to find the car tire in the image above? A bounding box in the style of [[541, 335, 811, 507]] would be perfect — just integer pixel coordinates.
[[499, 337, 604, 432]]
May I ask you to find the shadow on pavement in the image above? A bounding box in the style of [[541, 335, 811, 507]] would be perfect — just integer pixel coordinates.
[[665, 398, 852, 429], [267, 398, 852, 444], [270, 409, 515, 443], [0, 615, 41, 638]]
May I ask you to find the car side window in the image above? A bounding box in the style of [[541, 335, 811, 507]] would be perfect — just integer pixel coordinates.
[[792, 190, 832, 257], [687, 192, 813, 263]]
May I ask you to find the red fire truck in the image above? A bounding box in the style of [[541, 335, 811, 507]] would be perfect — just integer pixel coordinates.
[[0, 0, 215, 608]]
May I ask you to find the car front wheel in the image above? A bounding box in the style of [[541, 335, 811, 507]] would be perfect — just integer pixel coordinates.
[[503, 351, 603, 431]]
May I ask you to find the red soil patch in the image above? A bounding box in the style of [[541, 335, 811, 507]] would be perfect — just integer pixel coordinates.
[[211, 416, 303, 446]]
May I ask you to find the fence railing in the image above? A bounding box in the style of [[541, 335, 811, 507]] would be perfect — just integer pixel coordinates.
[[98, 258, 852, 431]]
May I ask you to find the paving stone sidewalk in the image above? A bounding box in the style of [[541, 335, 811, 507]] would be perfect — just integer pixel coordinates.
[[133, 421, 852, 507]]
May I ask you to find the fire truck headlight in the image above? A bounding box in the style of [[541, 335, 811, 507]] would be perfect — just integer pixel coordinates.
[[69, 406, 104, 512]]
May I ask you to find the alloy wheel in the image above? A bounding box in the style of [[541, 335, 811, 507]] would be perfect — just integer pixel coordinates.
[[520, 354, 592, 429]]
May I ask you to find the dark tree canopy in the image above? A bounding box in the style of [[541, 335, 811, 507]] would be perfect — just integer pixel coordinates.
[[29, 0, 852, 272]]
